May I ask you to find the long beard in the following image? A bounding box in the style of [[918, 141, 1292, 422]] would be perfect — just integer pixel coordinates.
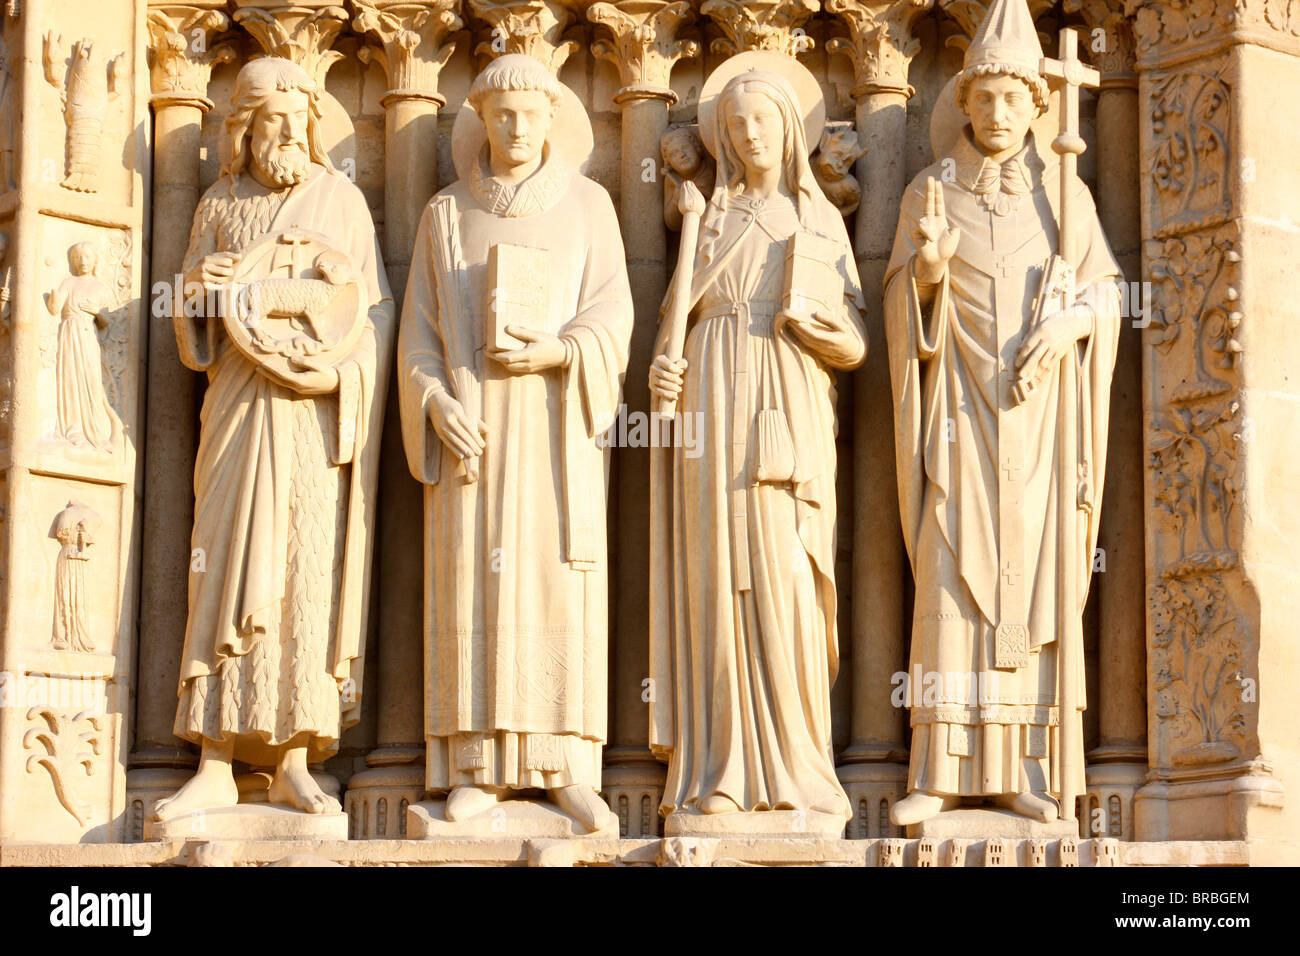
[[254, 141, 309, 187]]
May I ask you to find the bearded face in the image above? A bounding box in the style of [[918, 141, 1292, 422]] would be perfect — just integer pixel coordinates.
[[249, 88, 311, 188]]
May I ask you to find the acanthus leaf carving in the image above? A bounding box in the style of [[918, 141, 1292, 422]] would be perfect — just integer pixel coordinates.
[[588, 0, 700, 102], [825, 0, 933, 96], [233, 4, 350, 84], [701, 0, 821, 57], [353, 0, 463, 99], [145, 4, 237, 107], [468, 0, 580, 75]]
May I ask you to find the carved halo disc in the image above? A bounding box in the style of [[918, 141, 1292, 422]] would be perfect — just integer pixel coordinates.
[[697, 50, 825, 159]]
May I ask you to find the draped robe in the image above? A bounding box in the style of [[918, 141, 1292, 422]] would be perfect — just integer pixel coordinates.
[[883, 130, 1122, 797], [398, 148, 632, 792], [172, 164, 393, 766], [649, 188, 867, 817]]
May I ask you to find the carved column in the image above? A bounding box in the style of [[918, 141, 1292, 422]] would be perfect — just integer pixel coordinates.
[[344, 0, 460, 839], [126, 1, 234, 841], [588, 0, 697, 838], [826, 0, 931, 838], [1066, 0, 1147, 841], [467, 0, 580, 73], [1130, 0, 1294, 859]]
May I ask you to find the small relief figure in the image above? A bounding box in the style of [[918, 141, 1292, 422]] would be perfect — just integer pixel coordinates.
[[42, 33, 123, 194], [661, 123, 716, 231], [811, 125, 867, 216], [51, 500, 100, 653], [647, 52, 868, 833], [43, 241, 122, 450]]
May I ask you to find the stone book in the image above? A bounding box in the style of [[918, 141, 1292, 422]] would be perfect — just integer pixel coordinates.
[[782, 230, 842, 316], [487, 241, 549, 352]]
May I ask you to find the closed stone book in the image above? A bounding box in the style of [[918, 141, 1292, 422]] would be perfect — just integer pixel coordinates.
[[782, 230, 842, 316], [487, 241, 549, 351]]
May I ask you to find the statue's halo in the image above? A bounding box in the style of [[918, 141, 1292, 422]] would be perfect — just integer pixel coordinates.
[[929, 73, 1061, 168], [451, 72, 594, 182], [698, 51, 826, 159]]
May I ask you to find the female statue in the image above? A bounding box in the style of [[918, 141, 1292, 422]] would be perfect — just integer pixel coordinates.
[[648, 53, 867, 833]]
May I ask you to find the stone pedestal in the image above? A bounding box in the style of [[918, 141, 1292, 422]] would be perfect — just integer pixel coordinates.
[[408, 798, 620, 840], [144, 805, 350, 842], [664, 810, 846, 838], [909, 808, 1080, 841]]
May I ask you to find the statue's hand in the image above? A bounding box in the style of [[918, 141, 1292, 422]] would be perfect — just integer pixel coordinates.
[[198, 252, 241, 292], [1014, 302, 1093, 394], [489, 326, 568, 373], [427, 388, 487, 462], [912, 176, 960, 286], [649, 353, 687, 403], [778, 309, 861, 366], [282, 354, 339, 395]]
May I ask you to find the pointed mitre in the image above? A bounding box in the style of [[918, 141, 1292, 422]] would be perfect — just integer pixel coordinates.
[[963, 0, 1044, 75]]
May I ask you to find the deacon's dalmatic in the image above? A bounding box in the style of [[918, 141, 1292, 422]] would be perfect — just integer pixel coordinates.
[[398, 55, 632, 833], [884, 0, 1123, 825]]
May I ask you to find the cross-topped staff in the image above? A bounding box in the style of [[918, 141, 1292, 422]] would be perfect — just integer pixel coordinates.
[[1041, 27, 1101, 268], [1038, 26, 1100, 828]]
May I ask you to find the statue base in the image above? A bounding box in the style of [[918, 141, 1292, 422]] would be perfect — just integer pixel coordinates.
[[407, 798, 619, 840], [144, 804, 350, 842], [908, 807, 1081, 840], [664, 809, 846, 838]]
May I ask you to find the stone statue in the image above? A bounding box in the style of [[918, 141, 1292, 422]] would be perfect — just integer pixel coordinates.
[[397, 54, 632, 834], [44, 241, 121, 450], [883, 0, 1122, 827], [647, 52, 867, 834], [153, 57, 394, 824], [661, 123, 715, 231]]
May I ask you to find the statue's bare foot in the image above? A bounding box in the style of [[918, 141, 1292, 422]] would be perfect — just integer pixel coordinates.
[[151, 764, 238, 823], [890, 791, 948, 826], [268, 763, 340, 814], [698, 793, 741, 814], [550, 784, 611, 832], [996, 791, 1057, 823], [811, 793, 848, 816], [445, 784, 502, 822]]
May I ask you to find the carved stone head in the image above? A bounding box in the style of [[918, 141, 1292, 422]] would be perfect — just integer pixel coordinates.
[[468, 54, 563, 172], [661, 125, 704, 178], [954, 0, 1049, 156], [221, 57, 331, 188], [68, 241, 97, 276]]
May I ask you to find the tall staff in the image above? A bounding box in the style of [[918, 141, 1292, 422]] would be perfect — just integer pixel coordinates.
[[1039, 27, 1100, 827]]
